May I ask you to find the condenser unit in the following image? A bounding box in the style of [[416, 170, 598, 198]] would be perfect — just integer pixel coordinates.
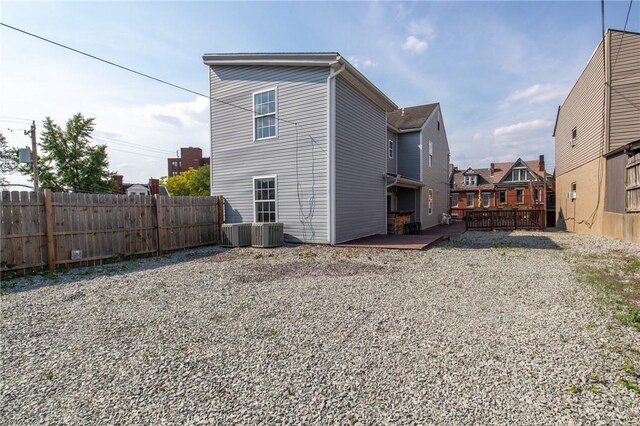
[[221, 223, 252, 247], [251, 222, 284, 248], [567, 191, 577, 200]]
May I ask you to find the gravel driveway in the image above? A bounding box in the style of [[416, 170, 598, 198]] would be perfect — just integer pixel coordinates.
[[2, 230, 640, 424]]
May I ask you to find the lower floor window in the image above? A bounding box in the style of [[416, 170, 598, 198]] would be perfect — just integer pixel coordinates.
[[451, 193, 459, 207], [254, 176, 277, 222], [482, 193, 490, 207], [499, 191, 506, 204], [516, 189, 524, 204], [466, 193, 475, 207], [428, 189, 433, 215]]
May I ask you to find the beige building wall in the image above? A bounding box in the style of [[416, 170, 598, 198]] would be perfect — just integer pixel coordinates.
[[556, 157, 605, 236]]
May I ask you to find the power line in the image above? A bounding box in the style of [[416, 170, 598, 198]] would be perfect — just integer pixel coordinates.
[[0, 22, 301, 127], [612, 0, 634, 69], [92, 135, 175, 155]]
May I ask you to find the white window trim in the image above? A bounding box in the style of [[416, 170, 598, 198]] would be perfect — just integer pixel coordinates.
[[499, 190, 507, 204], [466, 193, 475, 208], [482, 192, 491, 207], [389, 139, 393, 159], [252, 175, 278, 223], [464, 175, 477, 187], [428, 141, 433, 168], [252, 87, 278, 142], [452, 193, 459, 207], [516, 188, 524, 204]]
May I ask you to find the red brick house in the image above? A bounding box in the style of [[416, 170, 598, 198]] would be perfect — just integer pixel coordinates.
[[450, 155, 552, 220], [167, 147, 210, 177]]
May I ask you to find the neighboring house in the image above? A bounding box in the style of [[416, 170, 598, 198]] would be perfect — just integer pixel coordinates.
[[167, 147, 210, 177], [203, 52, 450, 244], [113, 175, 168, 196], [450, 156, 551, 221], [386, 104, 450, 231], [554, 29, 640, 243]]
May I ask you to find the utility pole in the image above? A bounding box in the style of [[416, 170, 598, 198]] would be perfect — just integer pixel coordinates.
[[24, 121, 39, 191]]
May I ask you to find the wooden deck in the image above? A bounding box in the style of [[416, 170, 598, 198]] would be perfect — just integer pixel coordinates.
[[337, 222, 466, 250]]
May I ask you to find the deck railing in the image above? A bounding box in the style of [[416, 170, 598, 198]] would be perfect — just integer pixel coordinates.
[[465, 209, 545, 231]]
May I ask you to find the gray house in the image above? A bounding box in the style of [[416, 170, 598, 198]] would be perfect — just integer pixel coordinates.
[[203, 53, 450, 244]]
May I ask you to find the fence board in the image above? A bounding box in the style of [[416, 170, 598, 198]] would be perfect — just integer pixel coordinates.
[[466, 209, 545, 231], [1, 191, 222, 275]]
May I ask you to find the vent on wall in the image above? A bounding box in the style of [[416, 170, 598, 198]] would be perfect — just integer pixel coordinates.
[[221, 223, 252, 247], [251, 223, 284, 248]]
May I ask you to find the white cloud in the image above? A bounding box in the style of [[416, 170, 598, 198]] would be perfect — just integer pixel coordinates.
[[407, 19, 435, 39], [493, 119, 551, 137], [141, 96, 209, 128], [502, 83, 570, 107], [402, 35, 428, 53], [347, 56, 378, 69]]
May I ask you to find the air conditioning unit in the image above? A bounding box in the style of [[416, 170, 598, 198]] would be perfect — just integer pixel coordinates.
[[568, 191, 577, 200], [221, 223, 252, 247], [251, 222, 284, 248]]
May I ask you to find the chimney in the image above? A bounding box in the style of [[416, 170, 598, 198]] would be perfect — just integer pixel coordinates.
[[148, 178, 160, 196], [490, 163, 495, 177], [401, 107, 405, 116], [113, 175, 124, 194], [539, 155, 545, 171]]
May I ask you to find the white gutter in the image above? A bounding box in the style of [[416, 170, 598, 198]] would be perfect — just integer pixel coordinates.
[[327, 64, 346, 245]]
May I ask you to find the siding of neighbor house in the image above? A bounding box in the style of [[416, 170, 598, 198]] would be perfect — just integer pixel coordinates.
[[397, 132, 421, 181], [555, 42, 605, 177], [420, 108, 451, 228], [387, 129, 398, 174], [209, 65, 329, 243], [334, 76, 387, 243], [609, 31, 640, 152]]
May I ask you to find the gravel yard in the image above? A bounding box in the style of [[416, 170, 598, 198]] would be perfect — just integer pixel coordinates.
[[2, 230, 640, 424]]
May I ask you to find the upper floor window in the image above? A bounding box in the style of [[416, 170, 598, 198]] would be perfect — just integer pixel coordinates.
[[428, 141, 433, 167], [254, 88, 277, 140], [516, 189, 524, 204], [451, 193, 459, 207], [463, 175, 477, 186], [389, 140, 393, 159], [571, 127, 577, 147], [482, 192, 490, 207], [511, 167, 529, 181], [466, 192, 475, 207], [499, 191, 507, 204]]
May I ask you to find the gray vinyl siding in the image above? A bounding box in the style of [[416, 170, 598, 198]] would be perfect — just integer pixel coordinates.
[[419, 108, 451, 228], [387, 129, 398, 174], [334, 76, 387, 243], [209, 65, 329, 243], [555, 42, 605, 177], [397, 132, 421, 180], [609, 31, 640, 151]]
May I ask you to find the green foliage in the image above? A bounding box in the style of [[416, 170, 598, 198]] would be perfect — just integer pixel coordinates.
[[0, 132, 18, 186], [17, 114, 116, 193], [161, 164, 210, 196]]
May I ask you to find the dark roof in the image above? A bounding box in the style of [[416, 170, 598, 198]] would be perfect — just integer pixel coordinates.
[[387, 103, 438, 130], [451, 168, 494, 191]]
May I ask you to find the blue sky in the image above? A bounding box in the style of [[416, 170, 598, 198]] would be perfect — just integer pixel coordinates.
[[1, 1, 638, 188]]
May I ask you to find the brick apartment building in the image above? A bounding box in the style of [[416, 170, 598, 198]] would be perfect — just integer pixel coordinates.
[[167, 147, 210, 177]]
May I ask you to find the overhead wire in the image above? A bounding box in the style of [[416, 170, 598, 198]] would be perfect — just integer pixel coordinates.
[[2, 21, 322, 229], [612, 0, 634, 69]]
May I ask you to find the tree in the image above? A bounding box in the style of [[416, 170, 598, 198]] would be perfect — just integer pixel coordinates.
[[161, 165, 210, 196], [18, 114, 116, 193], [0, 131, 18, 187]]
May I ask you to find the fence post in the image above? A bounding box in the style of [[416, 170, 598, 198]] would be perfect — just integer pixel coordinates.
[[43, 189, 56, 271], [216, 195, 224, 243], [154, 194, 163, 256]]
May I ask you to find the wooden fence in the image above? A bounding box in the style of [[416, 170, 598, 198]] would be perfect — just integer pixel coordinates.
[[466, 209, 545, 231], [1, 190, 223, 276]]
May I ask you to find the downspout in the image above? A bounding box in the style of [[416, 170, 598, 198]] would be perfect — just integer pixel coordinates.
[[327, 63, 346, 245]]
